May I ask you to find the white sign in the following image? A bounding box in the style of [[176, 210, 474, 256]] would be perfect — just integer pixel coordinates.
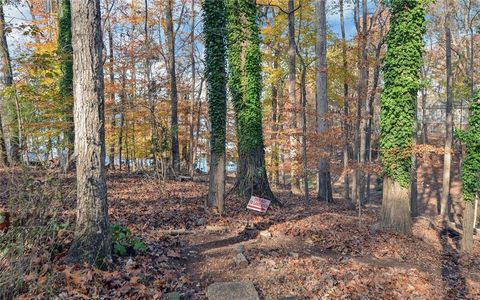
[[247, 196, 271, 213]]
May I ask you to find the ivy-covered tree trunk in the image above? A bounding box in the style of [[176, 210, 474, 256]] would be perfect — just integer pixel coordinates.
[[58, 0, 74, 167], [204, 0, 227, 213], [380, 0, 425, 234], [460, 94, 480, 253], [67, 0, 111, 267], [0, 3, 19, 164], [226, 0, 276, 202]]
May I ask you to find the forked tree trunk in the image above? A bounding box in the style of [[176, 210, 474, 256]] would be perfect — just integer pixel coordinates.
[[381, 177, 411, 234], [67, 0, 111, 267], [461, 200, 474, 253]]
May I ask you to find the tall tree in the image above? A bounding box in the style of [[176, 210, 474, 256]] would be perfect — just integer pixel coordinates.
[[67, 0, 111, 266], [460, 92, 480, 253], [287, 0, 300, 194], [339, 0, 350, 202], [440, 0, 453, 221], [226, 0, 276, 201], [165, 0, 180, 175], [58, 0, 74, 167], [380, 0, 425, 234], [315, 0, 332, 202], [0, 2, 19, 164], [204, 0, 227, 213]]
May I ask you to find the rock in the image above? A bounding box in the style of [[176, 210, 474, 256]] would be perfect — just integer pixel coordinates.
[[206, 225, 228, 234], [259, 230, 272, 239], [289, 252, 299, 259], [234, 253, 248, 268], [235, 244, 245, 254], [197, 218, 207, 226], [165, 292, 181, 300], [207, 282, 259, 300]]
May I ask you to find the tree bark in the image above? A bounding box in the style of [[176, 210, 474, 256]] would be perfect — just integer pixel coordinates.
[[461, 200, 474, 253], [287, 0, 300, 194], [204, 0, 227, 213], [166, 0, 180, 175], [381, 177, 412, 234], [315, 0, 332, 202], [339, 0, 350, 202], [189, 0, 196, 178], [67, 0, 111, 267], [441, 8, 453, 222], [106, 0, 115, 170], [0, 3, 19, 164]]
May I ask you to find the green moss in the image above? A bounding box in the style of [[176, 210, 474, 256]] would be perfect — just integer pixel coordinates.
[[380, 0, 426, 188]]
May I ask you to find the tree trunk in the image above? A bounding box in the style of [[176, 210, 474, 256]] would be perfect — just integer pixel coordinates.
[[188, 0, 196, 178], [166, 0, 180, 175], [315, 0, 332, 202], [271, 49, 280, 186], [287, 0, 300, 194], [441, 10, 453, 221], [67, 0, 111, 267], [339, 0, 350, 202], [381, 177, 411, 234], [461, 200, 474, 253], [226, 0, 277, 203], [106, 0, 115, 170], [0, 3, 18, 164], [204, 0, 227, 213]]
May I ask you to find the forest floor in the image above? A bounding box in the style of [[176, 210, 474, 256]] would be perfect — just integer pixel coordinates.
[[1, 165, 480, 299]]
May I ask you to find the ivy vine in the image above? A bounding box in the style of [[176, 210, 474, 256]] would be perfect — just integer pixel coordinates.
[[380, 0, 426, 188]]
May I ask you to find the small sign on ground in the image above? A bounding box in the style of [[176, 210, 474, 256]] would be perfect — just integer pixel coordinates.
[[247, 196, 271, 213]]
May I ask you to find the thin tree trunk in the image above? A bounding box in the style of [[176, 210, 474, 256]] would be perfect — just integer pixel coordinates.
[[287, 0, 300, 194], [106, 0, 115, 170], [339, 0, 350, 202], [189, 0, 196, 177], [271, 49, 280, 186], [166, 0, 180, 175], [67, 0, 111, 266], [315, 0, 332, 202], [441, 9, 453, 222], [0, 3, 19, 164]]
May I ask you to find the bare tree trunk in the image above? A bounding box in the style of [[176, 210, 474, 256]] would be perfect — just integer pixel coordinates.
[[166, 0, 180, 175], [339, 0, 350, 202], [315, 0, 332, 202], [0, 3, 19, 164], [461, 200, 475, 252], [287, 0, 300, 194], [0, 113, 6, 166], [381, 177, 412, 234], [106, 0, 115, 170], [67, 0, 111, 266], [271, 49, 280, 186], [441, 10, 453, 222], [189, 0, 196, 178]]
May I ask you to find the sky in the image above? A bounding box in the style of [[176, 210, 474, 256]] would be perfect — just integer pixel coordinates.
[[2, 0, 366, 60]]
